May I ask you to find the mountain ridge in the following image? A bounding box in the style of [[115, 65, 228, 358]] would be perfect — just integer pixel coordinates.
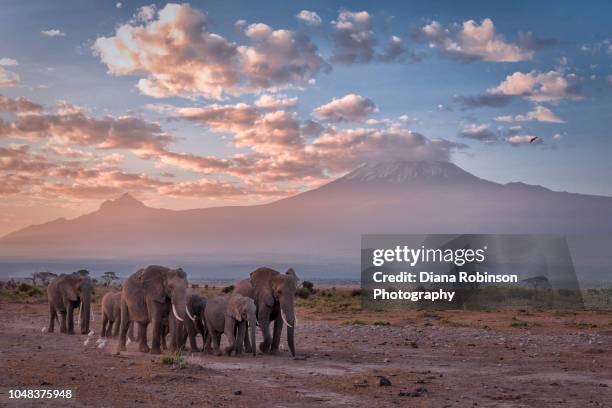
[[1, 160, 611, 261]]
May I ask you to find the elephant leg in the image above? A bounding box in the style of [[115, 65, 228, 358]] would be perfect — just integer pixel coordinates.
[[48, 304, 56, 333], [270, 316, 283, 354], [214, 332, 222, 356], [185, 319, 198, 352], [59, 311, 67, 333], [204, 320, 214, 354], [224, 319, 236, 356], [258, 310, 272, 354], [161, 327, 168, 351], [138, 322, 150, 353], [101, 315, 108, 338], [116, 302, 130, 353], [235, 322, 246, 356], [107, 320, 115, 338], [127, 321, 136, 342], [67, 304, 75, 334], [150, 314, 162, 355], [112, 317, 121, 338], [243, 321, 251, 353]]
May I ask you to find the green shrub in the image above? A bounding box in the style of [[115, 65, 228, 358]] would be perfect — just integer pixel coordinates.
[[340, 319, 366, 326], [372, 320, 390, 326], [296, 287, 311, 299], [222, 284, 235, 294], [17, 283, 32, 292], [302, 281, 314, 291], [27, 287, 43, 297]]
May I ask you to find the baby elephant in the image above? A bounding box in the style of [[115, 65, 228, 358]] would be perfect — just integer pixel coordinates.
[[205, 294, 257, 356], [101, 291, 121, 338], [101, 291, 136, 341]]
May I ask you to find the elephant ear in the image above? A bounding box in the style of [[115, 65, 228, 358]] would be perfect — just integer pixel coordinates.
[[228, 296, 244, 322], [250, 267, 278, 307], [139, 266, 168, 303]]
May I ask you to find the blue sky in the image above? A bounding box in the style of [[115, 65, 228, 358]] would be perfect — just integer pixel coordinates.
[[0, 0, 610, 234]]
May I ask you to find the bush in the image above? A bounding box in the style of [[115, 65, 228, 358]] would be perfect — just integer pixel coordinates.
[[340, 319, 366, 326], [222, 284, 234, 294], [350, 289, 362, 297], [28, 287, 43, 297], [302, 281, 314, 291], [296, 287, 311, 299], [17, 283, 32, 292], [372, 320, 390, 326]]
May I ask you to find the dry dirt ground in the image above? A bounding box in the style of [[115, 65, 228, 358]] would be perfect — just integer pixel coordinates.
[[1, 302, 611, 407]]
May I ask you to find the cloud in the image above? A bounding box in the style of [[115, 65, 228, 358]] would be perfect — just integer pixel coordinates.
[[310, 128, 463, 171], [458, 123, 498, 142], [175, 103, 259, 132], [296, 10, 322, 27], [419, 18, 533, 62], [0, 145, 55, 174], [234, 110, 303, 153], [506, 134, 543, 146], [453, 93, 512, 109], [495, 105, 565, 123], [115, 2, 122, 9], [93, 4, 326, 100], [378, 36, 406, 62], [0, 67, 20, 87], [0, 95, 44, 113], [254, 94, 298, 110], [313, 94, 378, 122], [0, 96, 173, 154], [41, 29, 66, 37], [487, 70, 582, 102], [331, 11, 376, 64], [0, 58, 18, 66], [158, 178, 295, 198], [239, 23, 327, 90], [93, 4, 241, 100]]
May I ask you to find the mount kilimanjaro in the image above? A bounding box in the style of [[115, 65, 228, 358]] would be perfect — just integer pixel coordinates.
[[1, 160, 611, 263]]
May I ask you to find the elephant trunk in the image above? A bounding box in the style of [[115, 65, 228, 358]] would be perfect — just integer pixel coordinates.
[[171, 291, 187, 323], [280, 300, 296, 357], [80, 293, 91, 334]]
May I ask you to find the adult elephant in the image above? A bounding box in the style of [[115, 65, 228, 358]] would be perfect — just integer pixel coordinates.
[[47, 272, 93, 335], [116, 265, 189, 355], [234, 267, 298, 356]]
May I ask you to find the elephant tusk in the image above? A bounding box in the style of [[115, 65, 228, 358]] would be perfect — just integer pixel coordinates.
[[172, 303, 184, 322], [281, 310, 293, 328], [294, 314, 298, 328], [256, 320, 260, 327], [185, 305, 196, 321]]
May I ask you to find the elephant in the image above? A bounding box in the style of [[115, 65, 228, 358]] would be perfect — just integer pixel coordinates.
[[101, 291, 121, 338], [116, 265, 189, 355], [204, 294, 257, 356], [46, 272, 94, 335], [234, 267, 298, 356], [170, 293, 207, 352]]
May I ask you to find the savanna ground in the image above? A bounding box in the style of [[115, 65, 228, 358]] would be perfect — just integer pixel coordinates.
[[0, 284, 611, 407]]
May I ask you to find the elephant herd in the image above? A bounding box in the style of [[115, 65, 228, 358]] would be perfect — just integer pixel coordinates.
[[46, 265, 299, 358]]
